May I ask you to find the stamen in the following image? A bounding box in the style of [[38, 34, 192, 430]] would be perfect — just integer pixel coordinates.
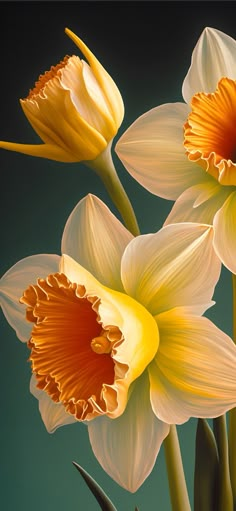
[[91, 331, 112, 354]]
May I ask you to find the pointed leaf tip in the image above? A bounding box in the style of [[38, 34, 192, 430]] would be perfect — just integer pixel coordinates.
[[194, 419, 219, 511], [72, 461, 118, 511]]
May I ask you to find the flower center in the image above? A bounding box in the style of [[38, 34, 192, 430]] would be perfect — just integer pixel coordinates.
[[26, 56, 71, 100], [20, 272, 125, 420], [184, 77, 236, 186]]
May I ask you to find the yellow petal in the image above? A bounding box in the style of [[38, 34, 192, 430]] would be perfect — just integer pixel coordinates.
[[60, 254, 159, 417], [0, 140, 78, 162], [21, 81, 107, 161]]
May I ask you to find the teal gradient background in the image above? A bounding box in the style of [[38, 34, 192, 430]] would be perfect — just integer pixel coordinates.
[[0, 2, 234, 510]]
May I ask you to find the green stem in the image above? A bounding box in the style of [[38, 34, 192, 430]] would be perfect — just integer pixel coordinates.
[[229, 273, 236, 509], [86, 143, 140, 237], [164, 425, 191, 511], [213, 415, 233, 511]]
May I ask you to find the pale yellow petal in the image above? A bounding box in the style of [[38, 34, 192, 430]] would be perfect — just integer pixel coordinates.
[[60, 56, 115, 140], [30, 374, 76, 433], [183, 27, 236, 104], [0, 254, 60, 342], [88, 371, 169, 491], [121, 223, 221, 315], [164, 180, 232, 225], [61, 194, 133, 291], [213, 191, 236, 274], [115, 103, 207, 199], [60, 254, 159, 417], [65, 28, 124, 128], [149, 312, 236, 424]]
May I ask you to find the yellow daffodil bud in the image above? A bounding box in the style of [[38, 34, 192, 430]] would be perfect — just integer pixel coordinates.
[[0, 28, 124, 163]]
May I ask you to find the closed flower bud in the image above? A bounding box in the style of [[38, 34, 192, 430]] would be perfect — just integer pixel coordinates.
[[0, 28, 124, 163]]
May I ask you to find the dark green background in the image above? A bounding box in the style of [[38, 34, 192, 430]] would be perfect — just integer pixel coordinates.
[[0, 2, 234, 510]]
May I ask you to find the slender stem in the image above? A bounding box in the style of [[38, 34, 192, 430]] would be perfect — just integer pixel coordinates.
[[229, 273, 236, 509], [213, 415, 233, 511], [86, 143, 140, 237], [164, 425, 191, 511]]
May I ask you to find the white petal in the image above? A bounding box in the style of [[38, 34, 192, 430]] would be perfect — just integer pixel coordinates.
[[115, 103, 204, 200], [0, 254, 60, 342], [61, 194, 132, 290], [183, 27, 236, 104], [213, 191, 236, 274], [121, 223, 221, 316], [149, 312, 236, 424], [164, 181, 231, 225], [88, 371, 169, 492], [30, 374, 76, 433]]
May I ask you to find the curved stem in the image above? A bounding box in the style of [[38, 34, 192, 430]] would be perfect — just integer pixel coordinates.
[[229, 273, 236, 508], [213, 415, 233, 511], [164, 425, 191, 511], [86, 143, 140, 237]]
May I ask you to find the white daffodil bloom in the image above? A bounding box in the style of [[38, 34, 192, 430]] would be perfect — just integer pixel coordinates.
[[0, 29, 124, 163], [116, 27, 236, 274], [1, 194, 236, 492]]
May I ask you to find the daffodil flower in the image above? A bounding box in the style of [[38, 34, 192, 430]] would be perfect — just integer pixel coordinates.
[[0, 28, 124, 164], [116, 27, 236, 274], [1, 195, 236, 492]]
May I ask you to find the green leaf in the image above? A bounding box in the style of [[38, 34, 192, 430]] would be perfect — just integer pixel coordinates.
[[194, 419, 219, 511], [72, 461, 117, 511]]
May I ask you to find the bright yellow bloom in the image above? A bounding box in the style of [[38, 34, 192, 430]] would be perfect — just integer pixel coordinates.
[[0, 28, 124, 163], [1, 195, 236, 492], [116, 27, 236, 274]]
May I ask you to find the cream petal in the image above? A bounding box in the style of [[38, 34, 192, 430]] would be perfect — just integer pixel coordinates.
[[183, 27, 236, 104], [88, 371, 169, 492], [61, 254, 159, 417], [213, 191, 236, 274], [121, 223, 221, 316], [81, 61, 116, 138], [149, 312, 236, 424], [0, 254, 60, 342], [115, 103, 207, 199], [61, 194, 133, 291], [30, 374, 76, 433], [164, 181, 231, 225]]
